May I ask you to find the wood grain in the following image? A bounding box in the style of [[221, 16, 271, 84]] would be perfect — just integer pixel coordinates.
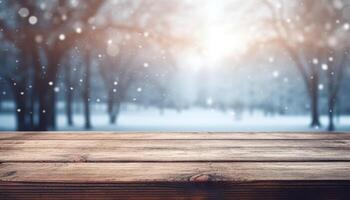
[[1, 132, 350, 199], [1, 132, 350, 140], [2, 139, 350, 148], [1, 146, 349, 162], [1, 162, 350, 183]]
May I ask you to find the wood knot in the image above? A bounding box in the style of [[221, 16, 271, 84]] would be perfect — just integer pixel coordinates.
[[189, 173, 213, 182], [1, 170, 17, 178]]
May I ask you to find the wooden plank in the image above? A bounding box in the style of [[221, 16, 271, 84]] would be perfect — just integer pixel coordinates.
[[1, 139, 350, 149], [1, 146, 350, 162], [1, 132, 350, 199], [1, 162, 350, 183], [1, 132, 350, 140]]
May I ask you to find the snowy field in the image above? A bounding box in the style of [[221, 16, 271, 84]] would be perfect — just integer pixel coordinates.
[[1, 107, 350, 132]]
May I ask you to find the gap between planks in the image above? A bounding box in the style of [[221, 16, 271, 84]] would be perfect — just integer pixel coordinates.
[[1, 132, 350, 140]]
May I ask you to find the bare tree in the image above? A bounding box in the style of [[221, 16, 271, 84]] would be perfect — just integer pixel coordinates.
[[263, 0, 350, 130], [0, 0, 104, 130], [64, 59, 74, 126]]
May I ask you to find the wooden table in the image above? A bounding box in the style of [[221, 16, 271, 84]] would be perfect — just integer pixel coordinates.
[[1, 132, 350, 199]]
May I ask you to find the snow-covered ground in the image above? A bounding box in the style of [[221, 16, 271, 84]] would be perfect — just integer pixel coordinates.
[[1, 107, 350, 131], [0, 108, 350, 131]]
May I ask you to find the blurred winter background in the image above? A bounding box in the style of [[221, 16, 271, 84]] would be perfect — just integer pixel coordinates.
[[1, 0, 350, 132]]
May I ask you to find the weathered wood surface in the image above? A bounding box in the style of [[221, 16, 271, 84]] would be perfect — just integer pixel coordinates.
[[1, 132, 350, 140], [1, 132, 350, 200], [2, 162, 350, 182]]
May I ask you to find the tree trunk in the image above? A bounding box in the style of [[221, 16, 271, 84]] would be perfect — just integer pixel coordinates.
[[26, 52, 36, 130], [37, 84, 49, 131], [328, 98, 335, 131], [309, 76, 321, 127], [14, 82, 28, 131], [65, 65, 73, 126], [34, 55, 58, 131], [107, 89, 123, 125], [66, 90, 74, 126], [48, 88, 57, 129], [32, 50, 46, 131], [37, 84, 57, 131], [83, 54, 91, 129], [83, 93, 91, 129], [36, 80, 56, 131], [110, 102, 121, 124], [29, 87, 35, 129], [327, 71, 337, 131], [44, 54, 61, 131], [107, 91, 115, 124], [110, 112, 116, 124]]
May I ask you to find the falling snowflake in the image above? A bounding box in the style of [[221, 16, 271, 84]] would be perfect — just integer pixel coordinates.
[[28, 16, 38, 25], [318, 84, 324, 90], [59, 34, 66, 41], [18, 8, 29, 18], [54, 87, 60, 93], [76, 27, 82, 34], [321, 64, 328, 71]]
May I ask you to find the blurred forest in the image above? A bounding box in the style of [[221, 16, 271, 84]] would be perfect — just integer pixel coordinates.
[[1, 0, 350, 131]]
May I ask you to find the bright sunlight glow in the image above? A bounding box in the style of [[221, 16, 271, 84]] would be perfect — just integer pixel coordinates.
[[182, 0, 256, 70], [200, 26, 249, 64]]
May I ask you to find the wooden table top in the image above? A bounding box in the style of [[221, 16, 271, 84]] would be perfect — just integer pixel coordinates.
[[1, 132, 350, 199]]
